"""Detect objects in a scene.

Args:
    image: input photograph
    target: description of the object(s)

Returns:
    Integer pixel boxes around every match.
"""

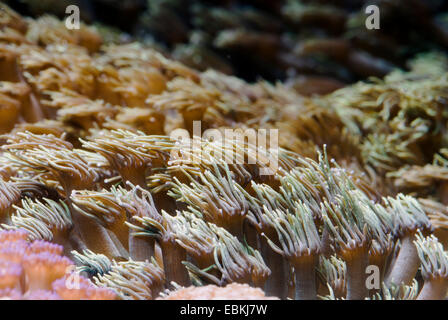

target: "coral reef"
[0,4,448,301]
[6,0,448,88]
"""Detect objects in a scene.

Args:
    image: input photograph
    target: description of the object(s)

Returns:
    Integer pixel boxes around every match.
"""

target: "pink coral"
[0,229,116,299]
[160,283,278,300]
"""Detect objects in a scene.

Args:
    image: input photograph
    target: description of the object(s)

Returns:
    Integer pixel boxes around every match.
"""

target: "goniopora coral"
[1,4,448,301]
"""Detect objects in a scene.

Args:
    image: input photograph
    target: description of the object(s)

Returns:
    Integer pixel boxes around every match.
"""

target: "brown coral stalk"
[417,278,448,300]
[129,236,154,262]
[292,255,317,300]
[260,237,288,299]
[71,211,126,260]
[385,234,419,287]
[345,246,369,300]
[160,240,191,288]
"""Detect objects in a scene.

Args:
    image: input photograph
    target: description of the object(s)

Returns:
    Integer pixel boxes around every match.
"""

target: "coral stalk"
[417,279,448,300]
[385,234,419,287]
[260,237,288,299]
[344,246,368,300]
[293,256,318,300]
[160,240,190,288]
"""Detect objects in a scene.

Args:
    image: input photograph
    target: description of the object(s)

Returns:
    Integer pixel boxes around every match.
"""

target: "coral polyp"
[1,3,448,301]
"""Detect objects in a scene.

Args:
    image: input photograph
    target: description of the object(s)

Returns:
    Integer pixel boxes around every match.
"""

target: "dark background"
[6,0,448,88]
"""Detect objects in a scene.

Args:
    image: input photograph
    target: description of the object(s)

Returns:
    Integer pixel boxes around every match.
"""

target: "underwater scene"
[0,0,448,302]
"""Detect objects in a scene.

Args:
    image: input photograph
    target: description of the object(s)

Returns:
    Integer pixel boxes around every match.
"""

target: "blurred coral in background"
[0,1,448,301]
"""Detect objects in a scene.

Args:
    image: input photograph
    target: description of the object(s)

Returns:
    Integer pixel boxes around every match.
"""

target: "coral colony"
[1,2,448,300]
